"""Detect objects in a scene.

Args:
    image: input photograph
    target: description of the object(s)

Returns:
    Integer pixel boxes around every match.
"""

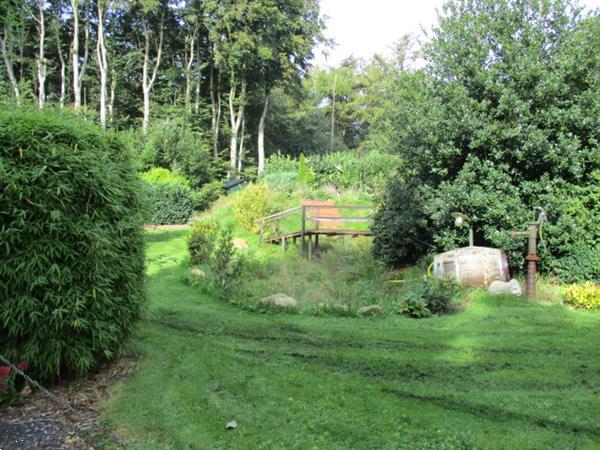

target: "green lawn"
[103,231,600,449]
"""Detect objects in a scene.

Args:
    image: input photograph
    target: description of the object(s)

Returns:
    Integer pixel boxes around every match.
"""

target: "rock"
[261,293,298,308]
[358,304,383,316]
[226,420,237,430]
[232,238,248,250]
[190,268,205,277]
[488,279,522,296]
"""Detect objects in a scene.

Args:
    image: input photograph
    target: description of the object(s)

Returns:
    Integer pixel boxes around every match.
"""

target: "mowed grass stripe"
[103,231,600,449]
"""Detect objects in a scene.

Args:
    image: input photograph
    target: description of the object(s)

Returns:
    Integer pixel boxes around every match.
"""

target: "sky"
[313,0,600,69]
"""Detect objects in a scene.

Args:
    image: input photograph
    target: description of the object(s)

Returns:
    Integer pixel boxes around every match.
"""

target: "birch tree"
[0,5,24,104]
[140,7,163,133]
[34,0,47,108]
[52,15,67,108]
[71,0,89,108]
[96,0,110,128]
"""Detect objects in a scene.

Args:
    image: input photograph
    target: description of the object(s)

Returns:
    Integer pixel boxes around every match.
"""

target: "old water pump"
[511,207,547,299]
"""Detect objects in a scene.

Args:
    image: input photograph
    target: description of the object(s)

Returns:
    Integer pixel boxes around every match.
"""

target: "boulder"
[488,279,522,296]
[232,238,249,250]
[190,268,205,277]
[261,293,298,308]
[358,304,383,316]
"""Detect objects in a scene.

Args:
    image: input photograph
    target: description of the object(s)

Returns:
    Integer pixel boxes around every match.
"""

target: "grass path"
[103,231,600,449]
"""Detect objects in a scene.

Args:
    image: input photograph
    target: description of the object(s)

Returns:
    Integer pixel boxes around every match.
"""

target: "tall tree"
[71,0,89,108]
[96,0,110,128]
[0,1,25,104]
[139,1,164,132]
[34,0,47,108]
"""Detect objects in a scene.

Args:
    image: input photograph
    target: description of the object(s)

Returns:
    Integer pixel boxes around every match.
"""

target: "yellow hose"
[427,262,434,278]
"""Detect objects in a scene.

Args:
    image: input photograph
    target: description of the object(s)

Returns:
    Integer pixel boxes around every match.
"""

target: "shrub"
[233,183,269,233]
[141,168,195,225]
[297,153,315,184]
[564,282,600,310]
[309,150,402,193]
[372,182,431,267]
[263,154,298,175]
[138,121,218,189]
[187,218,218,265]
[398,277,459,318]
[0,109,145,382]
[208,229,243,294]
[194,180,223,212]
[140,167,189,186]
[261,171,297,191]
[397,298,432,318]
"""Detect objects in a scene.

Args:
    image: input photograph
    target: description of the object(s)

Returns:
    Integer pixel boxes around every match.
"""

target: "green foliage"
[372,182,430,267]
[296,153,315,184]
[310,150,402,194]
[141,168,195,225]
[142,182,195,225]
[263,154,299,174]
[0,110,145,382]
[140,167,189,186]
[398,276,460,318]
[194,180,224,212]
[187,218,218,265]
[208,229,242,293]
[232,183,269,233]
[397,297,432,319]
[263,150,401,194]
[261,171,298,191]
[138,121,220,189]
[564,282,600,311]
[371,2,600,281]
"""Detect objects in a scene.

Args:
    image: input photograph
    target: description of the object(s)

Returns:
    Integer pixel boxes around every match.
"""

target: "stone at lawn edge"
[191,268,205,277]
[488,279,522,296]
[358,304,383,316]
[261,293,298,308]
[232,238,249,250]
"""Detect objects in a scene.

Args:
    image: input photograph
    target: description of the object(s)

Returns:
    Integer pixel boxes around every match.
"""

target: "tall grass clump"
[0,110,145,382]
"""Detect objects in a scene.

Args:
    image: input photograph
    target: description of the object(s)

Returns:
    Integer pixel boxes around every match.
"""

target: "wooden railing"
[255,204,375,257]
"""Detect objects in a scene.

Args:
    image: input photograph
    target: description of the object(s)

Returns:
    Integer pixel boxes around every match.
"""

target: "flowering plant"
[0,361,30,406]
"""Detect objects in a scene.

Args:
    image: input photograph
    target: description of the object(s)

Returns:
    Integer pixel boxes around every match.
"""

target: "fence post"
[301,205,306,258]
[259,219,264,244]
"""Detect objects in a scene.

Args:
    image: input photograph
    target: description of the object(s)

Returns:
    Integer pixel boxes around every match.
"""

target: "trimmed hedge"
[141,168,195,225]
[0,110,145,382]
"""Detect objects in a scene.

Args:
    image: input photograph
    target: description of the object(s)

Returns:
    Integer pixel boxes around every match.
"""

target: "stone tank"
[432,246,509,288]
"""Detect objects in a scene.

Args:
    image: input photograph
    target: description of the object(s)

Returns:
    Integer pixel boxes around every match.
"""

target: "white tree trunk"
[0,33,20,104]
[71,0,88,109]
[142,18,163,133]
[210,62,221,157]
[330,72,337,150]
[257,90,270,175]
[109,66,116,123]
[237,116,245,173]
[36,1,46,109]
[53,18,66,108]
[228,80,246,172]
[184,24,197,114]
[96,1,109,128]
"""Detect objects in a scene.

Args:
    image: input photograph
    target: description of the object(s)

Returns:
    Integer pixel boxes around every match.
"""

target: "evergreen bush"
[141,168,195,225]
[187,218,218,265]
[233,183,269,233]
[296,154,315,184]
[0,110,145,382]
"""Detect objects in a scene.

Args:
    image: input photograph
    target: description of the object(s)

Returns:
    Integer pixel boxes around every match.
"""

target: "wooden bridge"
[255,200,374,258]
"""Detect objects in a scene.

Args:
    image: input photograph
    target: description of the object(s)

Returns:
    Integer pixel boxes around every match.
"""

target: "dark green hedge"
[142,181,195,225]
[0,110,145,382]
